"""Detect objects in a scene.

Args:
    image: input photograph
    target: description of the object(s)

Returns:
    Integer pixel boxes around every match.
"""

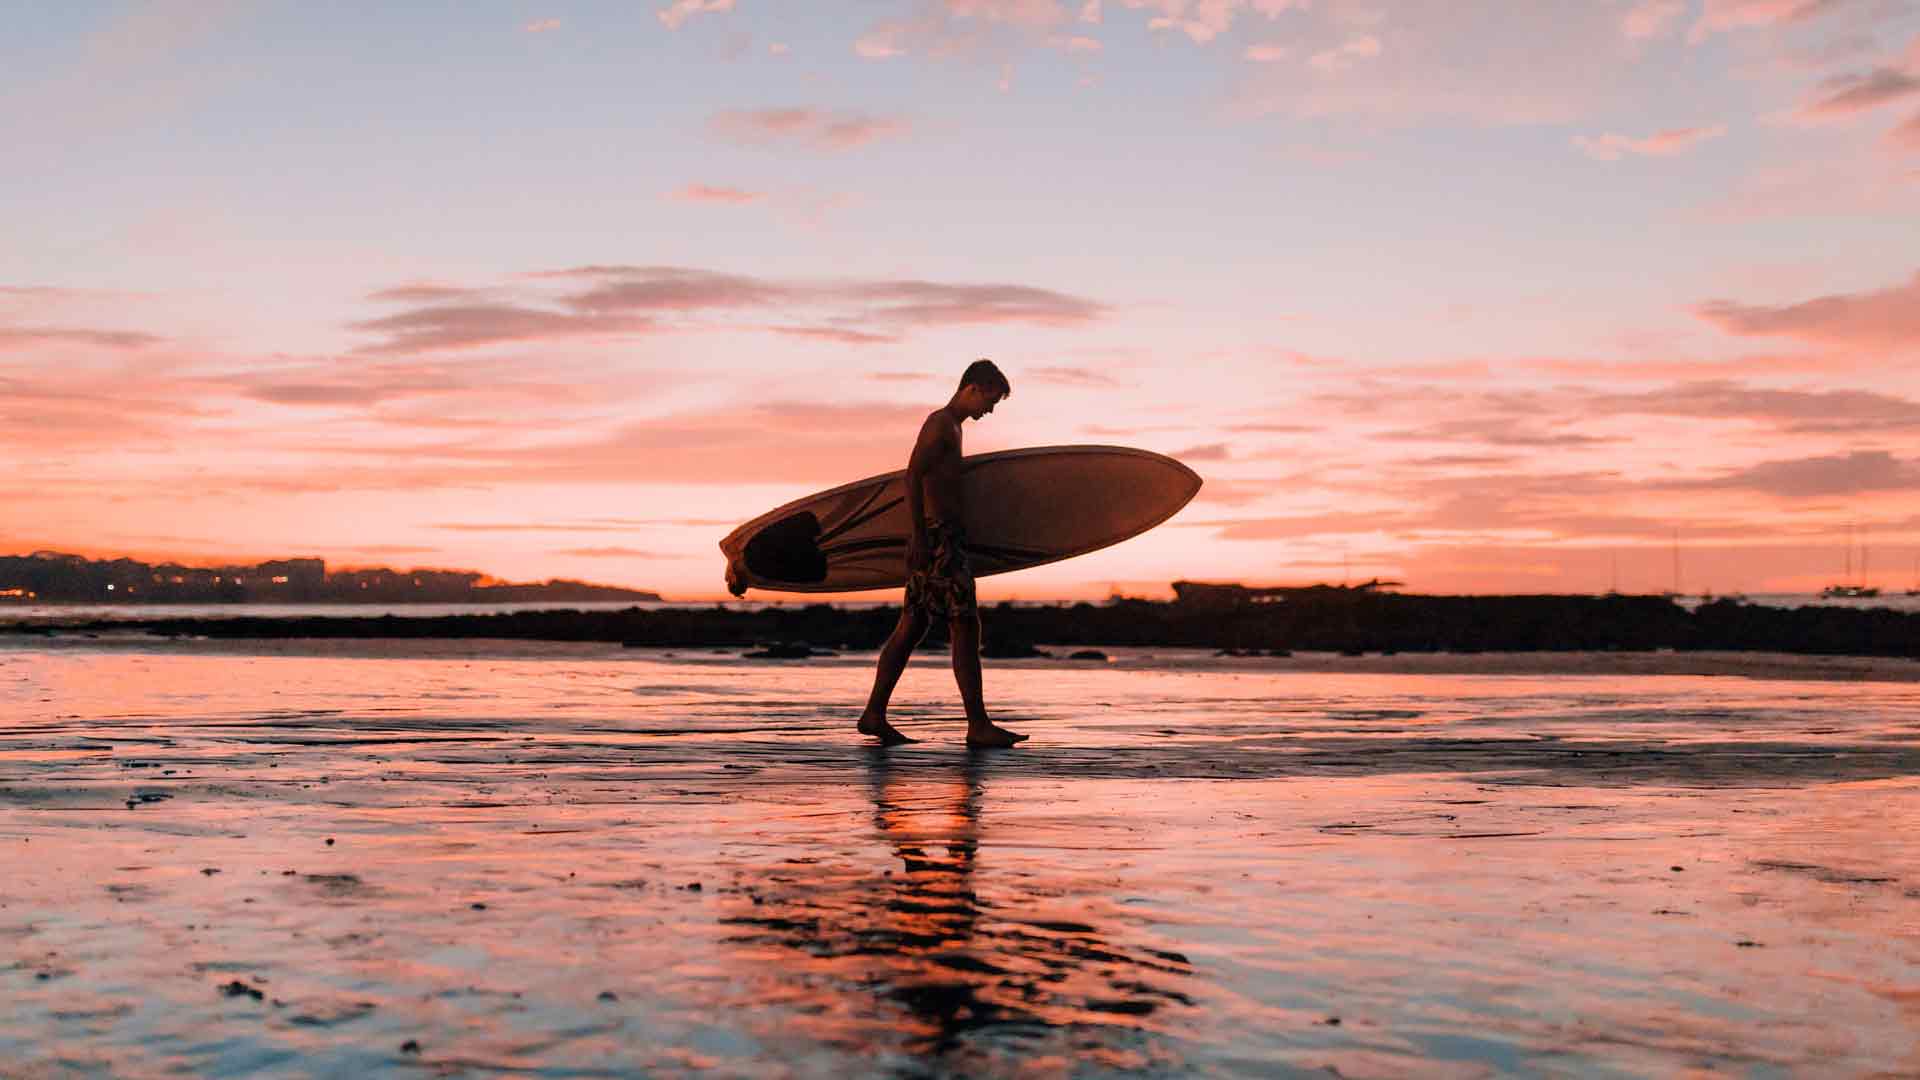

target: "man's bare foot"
[965,719,1028,748]
[857,712,918,746]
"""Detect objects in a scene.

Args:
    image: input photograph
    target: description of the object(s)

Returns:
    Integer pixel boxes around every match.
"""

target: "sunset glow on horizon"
[5,1,1919,600]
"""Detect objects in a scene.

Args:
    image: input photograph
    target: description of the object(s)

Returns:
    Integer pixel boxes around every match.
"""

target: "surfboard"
[719,445,1202,596]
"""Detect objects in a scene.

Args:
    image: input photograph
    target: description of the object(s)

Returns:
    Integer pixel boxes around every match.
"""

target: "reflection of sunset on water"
[3,642,1918,1073]
[713,757,1195,1071]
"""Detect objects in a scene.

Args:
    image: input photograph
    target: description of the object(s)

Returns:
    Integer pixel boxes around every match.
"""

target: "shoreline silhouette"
[5,588,1914,661]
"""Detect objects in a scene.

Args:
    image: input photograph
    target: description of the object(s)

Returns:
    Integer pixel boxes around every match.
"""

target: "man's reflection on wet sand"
[718,753,1195,1072]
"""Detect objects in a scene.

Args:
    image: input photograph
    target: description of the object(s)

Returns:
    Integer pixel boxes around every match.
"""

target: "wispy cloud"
[709,108,911,151]
[1621,0,1686,40]
[766,325,900,346]
[364,283,487,304]
[1688,0,1846,42]
[657,0,735,31]
[668,184,765,204]
[1665,450,1920,496]
[556,546,689,558]
[1794,67,1920,119]
[1028,365,1120,387]
[1892,108,1920,151]
[349,304,649,354]
[0,325,164,349]
[1588,380,1920,433]
[347,266,1106,354]
[1694,270,1920,349]
[523,18,562,34]
[1573,125,1728,160]
[1308,35,1381,73]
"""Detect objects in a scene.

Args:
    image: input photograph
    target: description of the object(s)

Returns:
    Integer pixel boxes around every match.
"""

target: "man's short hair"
[959,358,1011,399]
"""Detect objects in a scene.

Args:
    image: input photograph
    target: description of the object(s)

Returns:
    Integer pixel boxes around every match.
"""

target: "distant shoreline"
[6,592,1916,662]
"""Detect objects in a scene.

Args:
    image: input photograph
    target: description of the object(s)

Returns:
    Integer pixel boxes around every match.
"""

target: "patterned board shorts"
[906,521,978,619]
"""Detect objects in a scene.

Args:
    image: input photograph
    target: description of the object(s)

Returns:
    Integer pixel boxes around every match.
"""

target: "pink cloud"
[1377,417,1619,448]
[1028,365,1120,386]
[523,18,561,33]
[948,0,1074,27]
[1688,0,1843,41]
[1694,271,1920,349]
[657,0,735,31]
[1232,4,1633,125]
[669,184,764,204]
[559,267,788,313]
[1308,35,1381,73]
[1205,510,1416,541]
[1622,0,1686,40]
[844,281,1104,327]
[1668,450,1920,496]
[349,304,649,354]
[0,325,163,349]
[1892,108,1920,150]
[1573,125,1728,160]
[709,108,911,150]
[364,283,484,303]
[1588,380,1920,433]
[1795,67,1920,119]
[1244,42,1287,62]
[766,325,901,346]
[348,266,1107,354]
[1120,0,1306,44]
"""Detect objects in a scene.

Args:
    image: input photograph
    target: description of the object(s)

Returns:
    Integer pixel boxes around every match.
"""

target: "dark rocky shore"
[9,592,1917,660]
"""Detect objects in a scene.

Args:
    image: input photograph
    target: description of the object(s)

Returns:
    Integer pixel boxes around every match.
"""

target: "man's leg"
[951,614,1027,747]
[859,606,928,745]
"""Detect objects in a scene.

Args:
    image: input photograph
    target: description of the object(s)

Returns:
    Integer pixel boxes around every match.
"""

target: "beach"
[4,640,1918,1076]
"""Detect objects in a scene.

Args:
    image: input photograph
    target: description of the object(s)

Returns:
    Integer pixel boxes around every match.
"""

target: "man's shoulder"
[920,409,959,437]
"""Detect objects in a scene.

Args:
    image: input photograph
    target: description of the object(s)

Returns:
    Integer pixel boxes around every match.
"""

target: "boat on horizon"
[1819,523,1879,599]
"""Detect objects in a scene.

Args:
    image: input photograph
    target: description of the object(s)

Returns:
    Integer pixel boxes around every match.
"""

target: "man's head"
[953,358,1011,420]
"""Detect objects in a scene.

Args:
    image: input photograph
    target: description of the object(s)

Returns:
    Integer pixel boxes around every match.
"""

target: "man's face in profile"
[963,387,1005,421]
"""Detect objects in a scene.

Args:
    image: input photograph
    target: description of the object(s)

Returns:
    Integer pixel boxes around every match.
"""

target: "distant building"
[0,552,657,604]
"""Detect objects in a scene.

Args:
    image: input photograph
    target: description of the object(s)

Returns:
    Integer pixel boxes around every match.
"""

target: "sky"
[3,0,1919,600]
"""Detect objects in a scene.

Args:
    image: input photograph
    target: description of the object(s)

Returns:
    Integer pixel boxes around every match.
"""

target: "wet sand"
[3,644,1918,1076]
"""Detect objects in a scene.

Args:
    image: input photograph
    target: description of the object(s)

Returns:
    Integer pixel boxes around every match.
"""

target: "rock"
[1067,649,1108,661]
[218,980,264,1001]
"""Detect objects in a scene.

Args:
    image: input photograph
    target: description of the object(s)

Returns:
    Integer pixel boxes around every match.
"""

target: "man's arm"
[904,415,950,569]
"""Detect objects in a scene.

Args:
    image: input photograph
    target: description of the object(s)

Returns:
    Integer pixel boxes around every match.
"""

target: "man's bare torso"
[913,409,964,525]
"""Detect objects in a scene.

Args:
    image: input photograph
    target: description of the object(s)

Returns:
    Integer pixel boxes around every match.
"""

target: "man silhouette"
[857,360,1028,748]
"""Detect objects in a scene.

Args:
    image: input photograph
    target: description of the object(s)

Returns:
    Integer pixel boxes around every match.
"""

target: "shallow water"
[3,643,1918,1077]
